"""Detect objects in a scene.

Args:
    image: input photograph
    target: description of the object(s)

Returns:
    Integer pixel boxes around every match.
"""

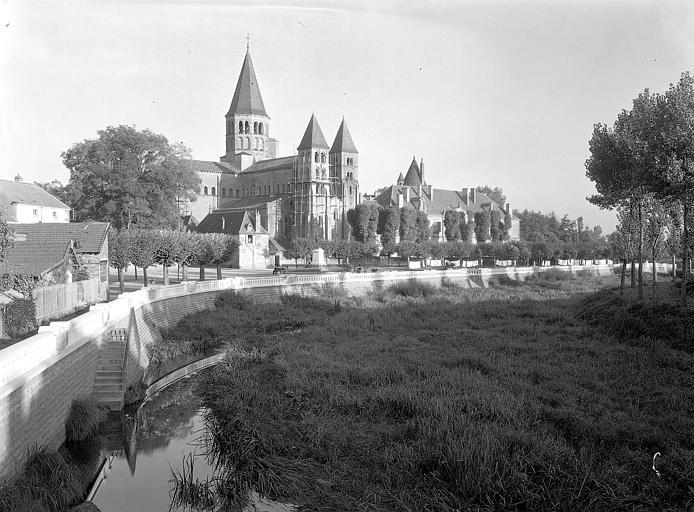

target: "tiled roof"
[226,50,268,117]
[0,241,70,276]
[196,210,267,235]
[188,160,238,174]
[218,195,282,210]
[242,156,296,174]
[297,114,329,150]
[10,222,109,253]
[0,180,70,221]
[374,186,503,216]
[402,158,423,187]
[329,119,358,154]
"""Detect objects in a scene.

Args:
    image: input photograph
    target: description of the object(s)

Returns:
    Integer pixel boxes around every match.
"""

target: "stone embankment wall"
[0,262,670,482]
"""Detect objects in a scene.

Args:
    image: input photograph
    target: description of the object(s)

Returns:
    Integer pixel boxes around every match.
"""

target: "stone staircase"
[94,329,128,410]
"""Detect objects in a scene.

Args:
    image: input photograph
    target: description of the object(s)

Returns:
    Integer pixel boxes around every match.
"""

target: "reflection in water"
[90,380,294,512]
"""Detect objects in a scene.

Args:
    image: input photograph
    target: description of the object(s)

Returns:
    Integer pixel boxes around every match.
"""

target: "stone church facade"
[183,48,359,242]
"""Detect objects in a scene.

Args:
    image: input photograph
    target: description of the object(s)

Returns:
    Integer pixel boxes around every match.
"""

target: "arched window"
[236,189,240,198]
[204,186,208,195]
[259,139,264,150]
[245,137,250,150]
[211,187,216,196]
[282,184,286,193]
[314,151,319,163]
[253,122,258,134]
[238,121,243,133]
[254,138,258,150]
[237,137,242,149]
[259,123,264,135]
[321,152,326,163]
[315,168,320,179]
[321,169,326,180]
[350,186,353,195]
[222,188,226,197]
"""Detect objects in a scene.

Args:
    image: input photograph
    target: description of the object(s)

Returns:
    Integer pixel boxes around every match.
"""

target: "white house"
[0,177,71,223]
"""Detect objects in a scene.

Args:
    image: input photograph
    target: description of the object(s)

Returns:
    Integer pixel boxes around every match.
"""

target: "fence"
[33,277,103,321]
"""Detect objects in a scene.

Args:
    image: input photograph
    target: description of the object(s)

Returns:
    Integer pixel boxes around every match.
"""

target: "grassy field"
[161,273,694,511]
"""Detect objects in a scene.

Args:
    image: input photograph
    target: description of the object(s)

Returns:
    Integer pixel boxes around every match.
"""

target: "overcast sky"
[2,1,694,231]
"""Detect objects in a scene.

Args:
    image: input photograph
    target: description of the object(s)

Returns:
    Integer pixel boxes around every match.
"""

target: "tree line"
[109,229,240,291]
[586,72,694,304]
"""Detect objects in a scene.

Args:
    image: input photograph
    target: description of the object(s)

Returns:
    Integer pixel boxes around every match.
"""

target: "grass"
[162,277,694,511]
[65,398,107,442]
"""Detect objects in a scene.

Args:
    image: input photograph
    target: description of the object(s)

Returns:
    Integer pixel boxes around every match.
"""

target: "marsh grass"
[65,398,107,442]
[167,275,694,511]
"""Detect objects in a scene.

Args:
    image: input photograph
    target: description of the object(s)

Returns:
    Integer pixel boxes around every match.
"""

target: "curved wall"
[0,262,644,483]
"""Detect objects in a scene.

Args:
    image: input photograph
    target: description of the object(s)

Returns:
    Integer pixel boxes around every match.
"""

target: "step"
[96,369,123,376]
[94,383,123,392]
[97,364,122,371]
[95,378,123,385]
[96,391,124,400]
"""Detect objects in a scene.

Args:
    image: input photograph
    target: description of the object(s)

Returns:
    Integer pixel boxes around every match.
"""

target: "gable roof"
[0,180,70,221]
[297,114,329,150]
[0,240,71,276]
[9,222,110,253]
[374,185,503,217]
[402,158,423,187]
[196,210,268,235]
[329,119,358,154]
[226,50,268,117]
[241,155,296,174]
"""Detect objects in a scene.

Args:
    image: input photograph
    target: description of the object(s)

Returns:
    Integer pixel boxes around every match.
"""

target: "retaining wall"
[0,262,668,482]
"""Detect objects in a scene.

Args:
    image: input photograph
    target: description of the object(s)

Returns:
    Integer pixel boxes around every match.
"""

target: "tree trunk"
[652,248,657,301]
[672,254,676,281]
[200,265,205,281]
[637,200,644,300]
[143,267,148,287]
[630,259,636,288]
[135,266,138,280]
[216,264,222,280]
[163,265,169,286]
[118,267,124,294]
[682,202,689,307]
[620,259,626,296]
[182,263,188,282]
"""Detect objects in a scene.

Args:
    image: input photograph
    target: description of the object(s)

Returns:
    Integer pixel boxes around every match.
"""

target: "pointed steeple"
[297,114,329,150]
[403,157,423,186]
[227,50,268,117]
[330,118,358,154]
[397,172,404,185]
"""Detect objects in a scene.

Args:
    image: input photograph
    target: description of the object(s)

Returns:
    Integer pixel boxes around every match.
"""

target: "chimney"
[405,187,410,202]
[505,202,510,215]
[14,174,22,182]
[420,158,424,184]
[461,188,468,206]
[470,188,476,204]
[255,209,262,231]
[398,192,404,208]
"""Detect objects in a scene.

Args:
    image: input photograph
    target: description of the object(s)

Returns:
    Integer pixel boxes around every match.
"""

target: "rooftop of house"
[0,240,72,276]
[0,180,70,221]
[196,210,268,235]
[9,222,110,253]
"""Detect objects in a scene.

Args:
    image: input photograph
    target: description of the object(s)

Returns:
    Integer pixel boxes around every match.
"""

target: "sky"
[2,0,694,232]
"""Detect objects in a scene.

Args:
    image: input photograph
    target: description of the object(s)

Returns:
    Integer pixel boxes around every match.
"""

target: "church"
[187,47,359,244]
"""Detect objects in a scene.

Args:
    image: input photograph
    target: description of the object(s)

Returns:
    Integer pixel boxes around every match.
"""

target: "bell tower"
[296,114,330,239]
[221,43,275,168]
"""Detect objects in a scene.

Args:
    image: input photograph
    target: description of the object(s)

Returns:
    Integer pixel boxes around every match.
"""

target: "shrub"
[389,279,437,297]
[215,291,253,311]
[124,381,148,405]
[65,398,107,442]
[2,298,37,338]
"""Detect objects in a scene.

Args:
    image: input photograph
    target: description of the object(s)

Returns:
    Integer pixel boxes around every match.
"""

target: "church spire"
[329,118,358,154]
[226,49,268,117]
[297,114,329,150]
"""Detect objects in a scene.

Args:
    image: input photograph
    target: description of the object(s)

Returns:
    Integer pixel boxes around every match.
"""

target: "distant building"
[374,157,521,242]
[196,210,271,269]
[183,48,359,242]
[0,177,70,223]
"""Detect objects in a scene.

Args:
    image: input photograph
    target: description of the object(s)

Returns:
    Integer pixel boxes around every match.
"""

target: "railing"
[33,277,103,321]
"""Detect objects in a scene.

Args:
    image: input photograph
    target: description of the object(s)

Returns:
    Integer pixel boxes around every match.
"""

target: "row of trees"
[109,229,239,291]
[586,72,694,303]
[515,210,604,243]
[281,236,613,267]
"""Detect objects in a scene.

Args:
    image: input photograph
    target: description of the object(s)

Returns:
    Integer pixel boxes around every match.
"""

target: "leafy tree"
[35,180,71,206]
[490,209,507,242]
[284,238,315,267]
[347,202,380,242]
[377,206,400,246]
[108,229,132,293]
[462,216,474,243]
[443,210,462,241]
[399,206,418,242]
[474,211,491,243]
[175,232,202,282]
[643,197,671,298]
[154,230,183,286]
[0,214,13,264]
[396,240,423,261]
[129,229,160,287]
[414,211,430,243]
[476,186,506,207]
[61,125,200,229]
[210,234,239,279]
[515,210,562,241]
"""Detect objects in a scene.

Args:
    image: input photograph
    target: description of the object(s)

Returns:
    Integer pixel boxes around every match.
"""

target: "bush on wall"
[2,298,37,338]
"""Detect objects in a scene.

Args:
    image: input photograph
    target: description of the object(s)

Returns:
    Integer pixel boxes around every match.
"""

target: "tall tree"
[0,214,13,264]
[476,186,506,207]
[347,202,380,242]
[414,211,430,243]
[61,125,200,229]
[377,206,400,246]
[108,229,132,293]
[443,210,462,241]
[399,206,418,242]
